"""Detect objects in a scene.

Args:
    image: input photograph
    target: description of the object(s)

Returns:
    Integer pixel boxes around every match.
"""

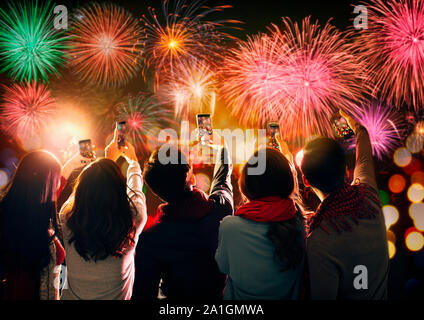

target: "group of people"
[0,111,389,300]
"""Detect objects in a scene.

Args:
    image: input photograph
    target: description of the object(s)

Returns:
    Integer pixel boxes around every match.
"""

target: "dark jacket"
[132,147,233,300]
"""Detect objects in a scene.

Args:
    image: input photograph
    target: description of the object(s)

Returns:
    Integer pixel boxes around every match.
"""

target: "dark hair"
[240,148,305,270]
[301,137,346,193]
[0,151,61,275]
[63,159,136,262]
[143,145,190,203]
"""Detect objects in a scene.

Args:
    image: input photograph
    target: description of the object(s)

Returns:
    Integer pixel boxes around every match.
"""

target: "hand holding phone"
[331,112,354,139]
[267,122,281,151]
[117,121,127,149]
[196,114,213,144]
[79,139,94,159]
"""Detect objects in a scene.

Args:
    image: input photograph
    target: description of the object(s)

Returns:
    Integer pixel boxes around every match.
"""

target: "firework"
[141,0,240,86]
[351,103,404,159]
[158,59,217,118]
[353,0,424,110]
[221,17,370,143]
[0,82,56,138]
[69,3,143,87]
[0,0,69,82]
[116,93,174,152]
[219,33,289,125]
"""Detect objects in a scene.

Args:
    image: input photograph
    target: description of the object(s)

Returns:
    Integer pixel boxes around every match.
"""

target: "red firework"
[69,3,143,87]
[0,82,56,138]
[220,17,370,143]
[353,0,424,110]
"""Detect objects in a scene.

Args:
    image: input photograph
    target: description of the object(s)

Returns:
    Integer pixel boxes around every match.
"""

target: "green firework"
[0,0,70,82]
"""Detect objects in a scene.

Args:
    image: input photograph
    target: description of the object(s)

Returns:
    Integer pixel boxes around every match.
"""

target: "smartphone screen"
[331,113,354,139]
[117,121,127,148]
[79,139,93,159]
[196,114,213,143]
[267,122,280,150]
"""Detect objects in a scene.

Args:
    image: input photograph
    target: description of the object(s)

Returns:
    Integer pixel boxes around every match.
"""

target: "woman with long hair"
[59,130,147,300]
[0,150,65,300]
[215,145,305,300]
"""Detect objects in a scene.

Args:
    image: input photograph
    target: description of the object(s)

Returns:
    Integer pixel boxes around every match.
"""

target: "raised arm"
[208,145,234,217]
[339,110,378,191]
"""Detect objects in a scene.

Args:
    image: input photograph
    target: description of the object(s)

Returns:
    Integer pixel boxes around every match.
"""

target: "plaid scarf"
[308,183,381,236]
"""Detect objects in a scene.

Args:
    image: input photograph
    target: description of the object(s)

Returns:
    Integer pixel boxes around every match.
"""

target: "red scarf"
[308,183,380,236]
[235,196,296,222]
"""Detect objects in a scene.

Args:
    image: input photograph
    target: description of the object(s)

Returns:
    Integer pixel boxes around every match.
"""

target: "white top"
[59,160,147,300]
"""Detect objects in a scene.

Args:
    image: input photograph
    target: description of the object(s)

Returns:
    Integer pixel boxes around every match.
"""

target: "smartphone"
[196,114,213,143]
[331,113,354,139]
[117,121,127,148]
[267,122,281,150]
[79,139,93,159]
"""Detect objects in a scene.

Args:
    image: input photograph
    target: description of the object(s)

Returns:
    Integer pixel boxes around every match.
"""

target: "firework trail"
[68,3,143,87]
[116,93,174,153]
[141,0,241,86]
[0,0,69,82]
[221,17,370,143]
[0,82,56,138]
[353,0,424,110]
[157,59,217,118]
[350,103,404,159]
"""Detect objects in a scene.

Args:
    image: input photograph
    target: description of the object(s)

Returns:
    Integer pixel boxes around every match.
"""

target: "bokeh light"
[388,174,407,193]
[388,240,396,259]
[409,203,424,231]
[406,133,424,153]
[411,171,424,185]
[379,190,390,206]
[407,183,424,203]
[0,169,9,189]
[394,147,412,167]
[382,205,399,230]
[405,228,424,252]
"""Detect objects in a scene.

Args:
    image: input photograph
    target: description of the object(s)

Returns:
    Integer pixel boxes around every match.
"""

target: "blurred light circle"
[406,134,424,153]
[382,205,399,230]
[379,190,390,206]
[295,149,304,168]
[195,173,211,192]
[393,147,412,167]
[402,157,421,176]
[411,171,424,185]
[388,241,396,259]
[409,203,424,231]
[388,174,406,193]
[405,229,424,252]
[387,230,396,243]
[407,183,424,203]
[0,170,9,189]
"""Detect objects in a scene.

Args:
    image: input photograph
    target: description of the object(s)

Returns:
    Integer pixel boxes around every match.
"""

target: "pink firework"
[0,82,56,138]
[219,33,289,125]
[69,3,143,87]
[354,0,424,110]
[221,17,370,143]
[350,103,404,159]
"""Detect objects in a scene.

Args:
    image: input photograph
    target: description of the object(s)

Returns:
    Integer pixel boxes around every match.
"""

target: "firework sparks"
[116,93,174,153]
[0,0,69,82]
[221,17,370,143]
[353,0,424,110]
[0,82,56,138]
[68,3,143,87]
[351,103,404,159]
[157,59,217,118]
[141,0,241,86]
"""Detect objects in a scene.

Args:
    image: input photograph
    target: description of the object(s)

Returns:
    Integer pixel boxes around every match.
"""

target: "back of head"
[240,148,295,200]
[301,137,346,193]
[64,158,135,262]
[143,145,190,203]
[0,150,61,273]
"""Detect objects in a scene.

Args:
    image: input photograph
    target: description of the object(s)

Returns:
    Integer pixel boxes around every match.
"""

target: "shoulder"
[219,215,251,232]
